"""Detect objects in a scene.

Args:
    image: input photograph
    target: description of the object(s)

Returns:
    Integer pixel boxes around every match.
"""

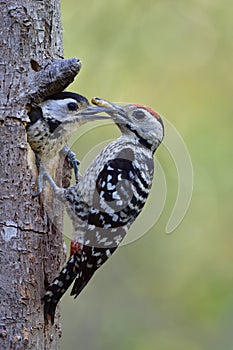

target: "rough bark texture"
[0,1,79,349]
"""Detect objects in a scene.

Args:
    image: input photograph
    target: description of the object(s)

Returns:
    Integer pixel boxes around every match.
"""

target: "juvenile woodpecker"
[42,97,164,324]
[26,91,108,195]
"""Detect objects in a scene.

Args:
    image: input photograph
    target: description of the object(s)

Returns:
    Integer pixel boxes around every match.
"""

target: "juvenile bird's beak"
[79,105,113,120]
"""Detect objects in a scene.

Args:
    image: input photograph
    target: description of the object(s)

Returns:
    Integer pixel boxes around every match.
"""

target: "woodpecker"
[26,91,108,195]
[42,97,164,324]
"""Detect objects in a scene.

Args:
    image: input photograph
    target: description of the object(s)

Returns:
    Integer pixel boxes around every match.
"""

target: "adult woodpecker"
[41,97,164,324]
[26,91,109,195]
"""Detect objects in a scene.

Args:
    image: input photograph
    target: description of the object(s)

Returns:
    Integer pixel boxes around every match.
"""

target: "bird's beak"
[91,98,128,130]
[79,105,113,120]
[91,97,125,116]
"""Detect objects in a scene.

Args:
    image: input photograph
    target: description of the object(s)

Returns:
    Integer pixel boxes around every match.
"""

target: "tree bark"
[0,1,78,349]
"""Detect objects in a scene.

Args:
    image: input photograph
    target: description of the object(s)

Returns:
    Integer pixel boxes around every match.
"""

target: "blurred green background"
[60,1,233,349]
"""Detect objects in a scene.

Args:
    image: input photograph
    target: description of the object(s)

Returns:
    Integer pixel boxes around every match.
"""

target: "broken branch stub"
[29,57,82,106]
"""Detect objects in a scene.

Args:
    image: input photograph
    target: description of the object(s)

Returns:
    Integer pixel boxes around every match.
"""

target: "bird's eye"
[132,110,145,119]
[67,102,78,111]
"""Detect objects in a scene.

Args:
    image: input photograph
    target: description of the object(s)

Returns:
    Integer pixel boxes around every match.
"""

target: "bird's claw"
[32,153,48,198]
[63,146,80,183]
[32,175,44,198]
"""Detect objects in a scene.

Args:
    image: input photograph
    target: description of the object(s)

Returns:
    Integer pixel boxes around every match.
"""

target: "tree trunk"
[0,1,76,349]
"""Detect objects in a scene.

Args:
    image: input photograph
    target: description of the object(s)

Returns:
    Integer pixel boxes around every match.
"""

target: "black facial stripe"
[126,123,152,149]
[27,106,43,128]
[47,119,62,133]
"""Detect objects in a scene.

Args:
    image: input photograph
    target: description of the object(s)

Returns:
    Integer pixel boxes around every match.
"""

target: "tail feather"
[43,299,59,325]
[43,254,80,324]
[70,270,95,299]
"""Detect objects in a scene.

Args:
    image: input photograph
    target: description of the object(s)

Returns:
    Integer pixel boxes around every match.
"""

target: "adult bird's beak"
[91,97,125,116]
[91,98,128,130]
